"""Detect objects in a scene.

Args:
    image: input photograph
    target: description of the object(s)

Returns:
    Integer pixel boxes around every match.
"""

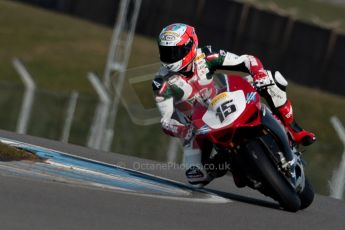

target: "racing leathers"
[152,46,316,186]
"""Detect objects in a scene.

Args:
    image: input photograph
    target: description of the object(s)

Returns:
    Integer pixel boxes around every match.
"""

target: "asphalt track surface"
[0,130,344,230]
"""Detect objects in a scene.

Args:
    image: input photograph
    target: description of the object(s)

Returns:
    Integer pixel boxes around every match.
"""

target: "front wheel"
[244,139,301,212]
[299,178,314,209]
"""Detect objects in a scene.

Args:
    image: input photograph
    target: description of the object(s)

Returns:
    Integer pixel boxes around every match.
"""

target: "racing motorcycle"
[192,74,314,212]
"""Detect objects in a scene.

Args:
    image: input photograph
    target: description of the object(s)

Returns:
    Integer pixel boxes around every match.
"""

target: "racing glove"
[245,55,274,91]
[253,70,274,91]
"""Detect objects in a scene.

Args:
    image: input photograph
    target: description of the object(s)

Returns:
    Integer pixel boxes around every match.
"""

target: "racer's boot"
[260,71,316,146]
[185,166,214,188]
[184,145,214,188]
[276,99,316,146]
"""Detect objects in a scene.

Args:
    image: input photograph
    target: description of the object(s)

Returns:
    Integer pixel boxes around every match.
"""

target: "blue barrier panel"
[324,35,345,95]
[236,8,289,69]
[137,0,201,37]
[195,0,243,49]
[136,0,161,36]
[280,21,331,86]
[15,0,119,25]
[13,0,344,95]
[72,0,118,25]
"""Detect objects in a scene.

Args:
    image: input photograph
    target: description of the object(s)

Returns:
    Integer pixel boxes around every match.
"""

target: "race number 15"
[216,100,236,122]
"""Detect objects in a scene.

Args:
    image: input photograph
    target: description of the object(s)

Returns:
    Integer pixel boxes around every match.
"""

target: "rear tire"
[245,140,301,212]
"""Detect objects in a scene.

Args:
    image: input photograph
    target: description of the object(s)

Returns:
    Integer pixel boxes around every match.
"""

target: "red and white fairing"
[192,75,261,147]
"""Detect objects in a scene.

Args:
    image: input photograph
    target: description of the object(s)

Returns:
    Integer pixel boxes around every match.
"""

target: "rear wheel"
[244,140,301,212]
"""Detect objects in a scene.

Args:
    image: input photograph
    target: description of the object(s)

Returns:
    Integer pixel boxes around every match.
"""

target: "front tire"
[299,178,314,209]
[244,140,301,212]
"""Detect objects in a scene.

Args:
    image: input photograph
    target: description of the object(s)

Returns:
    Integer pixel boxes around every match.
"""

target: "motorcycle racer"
[152,23,316,187]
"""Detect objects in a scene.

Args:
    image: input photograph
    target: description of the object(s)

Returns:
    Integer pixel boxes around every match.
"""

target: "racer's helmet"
[158,23,198,72]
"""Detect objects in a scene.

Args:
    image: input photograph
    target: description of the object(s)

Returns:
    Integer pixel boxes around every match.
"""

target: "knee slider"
[273,71,288,91]
[264,71,287,108]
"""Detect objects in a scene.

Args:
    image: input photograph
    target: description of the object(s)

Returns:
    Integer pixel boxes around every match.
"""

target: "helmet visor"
[159,39,193,63]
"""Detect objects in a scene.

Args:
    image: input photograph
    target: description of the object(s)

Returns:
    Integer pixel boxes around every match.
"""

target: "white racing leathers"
[152,46,308,186]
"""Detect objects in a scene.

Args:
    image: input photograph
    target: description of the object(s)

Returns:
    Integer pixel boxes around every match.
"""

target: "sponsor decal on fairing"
[246,92,256,104]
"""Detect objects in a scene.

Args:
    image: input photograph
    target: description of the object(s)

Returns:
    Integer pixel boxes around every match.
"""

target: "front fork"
[260,105,305,191]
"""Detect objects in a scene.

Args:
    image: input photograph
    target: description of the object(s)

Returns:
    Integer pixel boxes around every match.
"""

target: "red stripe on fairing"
[159,82,168,95]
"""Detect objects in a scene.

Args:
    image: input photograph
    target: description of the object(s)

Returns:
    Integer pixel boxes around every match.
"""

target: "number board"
[202,91,246,129]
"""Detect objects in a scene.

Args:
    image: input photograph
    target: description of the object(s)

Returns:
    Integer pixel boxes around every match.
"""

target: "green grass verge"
[0,142,43,162]
[1,0,345,195]
[0,0,159,94]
